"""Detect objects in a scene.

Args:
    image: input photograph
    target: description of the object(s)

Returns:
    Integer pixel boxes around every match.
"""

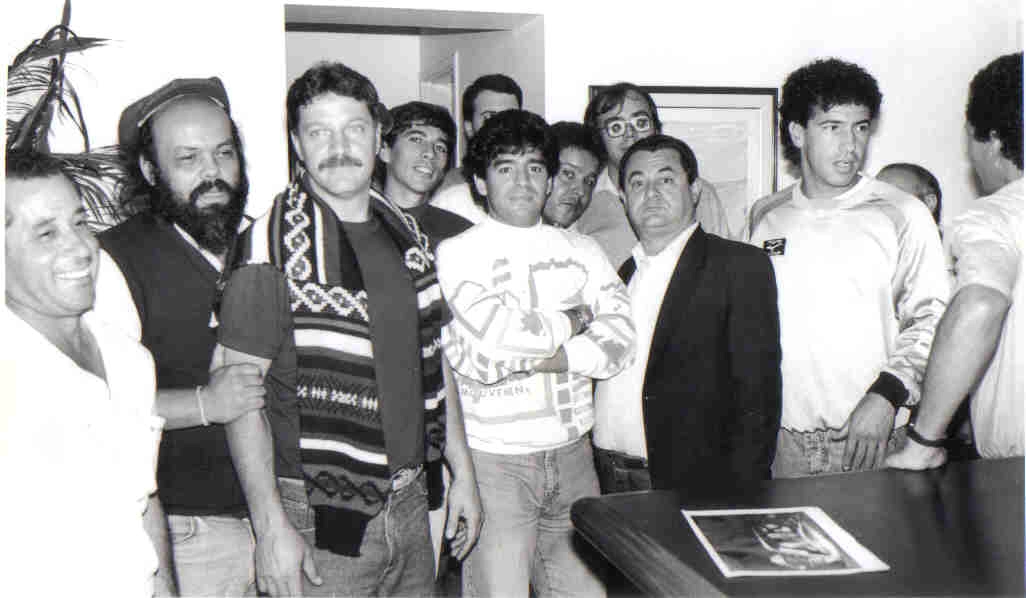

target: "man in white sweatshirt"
[435,109,635,597]
[747,58,949,477]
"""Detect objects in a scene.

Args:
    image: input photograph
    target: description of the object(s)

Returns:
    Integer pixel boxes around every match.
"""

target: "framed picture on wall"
[589,85,778,238]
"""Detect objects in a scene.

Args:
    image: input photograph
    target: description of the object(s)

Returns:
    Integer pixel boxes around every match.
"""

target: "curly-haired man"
[888,52,1024,468]
[747,58,950,478]
[435,110,635,597]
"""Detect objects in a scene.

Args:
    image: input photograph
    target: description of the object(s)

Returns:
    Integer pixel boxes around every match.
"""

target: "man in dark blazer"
[592,134,781,493]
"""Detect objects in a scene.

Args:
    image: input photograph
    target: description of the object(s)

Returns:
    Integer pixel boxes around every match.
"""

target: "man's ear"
[922,193,939,214]
[690,179,702,204]
[987,130,1005,160]
[379,144,392,164]
[463,120,474,142]
[788,121,806,151]
[139,156,157,186]
[472,174,488,197]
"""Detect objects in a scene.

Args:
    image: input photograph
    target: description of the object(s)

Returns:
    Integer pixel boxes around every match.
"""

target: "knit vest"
[99,213,247,515]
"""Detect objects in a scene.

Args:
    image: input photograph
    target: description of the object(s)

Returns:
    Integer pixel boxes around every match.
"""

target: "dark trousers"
[593,446,652,494]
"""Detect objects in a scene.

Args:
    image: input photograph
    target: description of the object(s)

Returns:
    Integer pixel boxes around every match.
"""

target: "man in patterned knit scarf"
[214,61,481,597]
[435,109,635,597]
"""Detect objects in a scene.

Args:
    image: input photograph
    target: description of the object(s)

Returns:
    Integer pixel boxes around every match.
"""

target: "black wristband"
[867,372,909,410]
[907,424,947,448]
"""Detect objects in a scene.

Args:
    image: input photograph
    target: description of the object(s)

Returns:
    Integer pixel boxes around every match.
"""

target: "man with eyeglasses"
[575,83,731,269]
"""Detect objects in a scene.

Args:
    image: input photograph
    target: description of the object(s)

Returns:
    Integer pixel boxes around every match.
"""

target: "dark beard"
[150,172,247,255]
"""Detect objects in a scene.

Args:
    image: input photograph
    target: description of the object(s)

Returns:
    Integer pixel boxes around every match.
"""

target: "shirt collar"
[632,221,699,270]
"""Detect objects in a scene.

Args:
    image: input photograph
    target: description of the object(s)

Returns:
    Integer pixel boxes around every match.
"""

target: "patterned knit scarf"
[235,176,446,555]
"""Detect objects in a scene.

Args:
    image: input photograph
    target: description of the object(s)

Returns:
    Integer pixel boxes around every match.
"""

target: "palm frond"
[7,0,106,154]
[50,146,128,231]
[8,33,108,69]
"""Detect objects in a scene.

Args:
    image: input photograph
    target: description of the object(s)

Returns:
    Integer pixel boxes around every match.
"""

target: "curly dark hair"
[286,61,391,136]
[966,52,1023,170]
[584,83,663,137]
[461,74,523,125]
[618,134,699,191]
[779,58,882,166]
[463,109,558,180]
[550,121,607,166]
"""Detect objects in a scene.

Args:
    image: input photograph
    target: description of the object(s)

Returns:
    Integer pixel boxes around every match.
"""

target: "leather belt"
[390,464,423,492]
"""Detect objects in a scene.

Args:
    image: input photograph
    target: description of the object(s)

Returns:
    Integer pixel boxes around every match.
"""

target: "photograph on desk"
[682,507,890,578]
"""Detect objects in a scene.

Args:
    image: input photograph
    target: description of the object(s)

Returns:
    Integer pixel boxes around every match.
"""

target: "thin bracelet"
[907,424,946,448]
[196,385,210,427]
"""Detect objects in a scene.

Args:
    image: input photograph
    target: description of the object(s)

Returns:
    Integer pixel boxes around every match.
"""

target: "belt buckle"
[390,464,422,492]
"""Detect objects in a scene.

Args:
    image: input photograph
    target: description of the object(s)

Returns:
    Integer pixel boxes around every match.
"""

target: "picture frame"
[589,85,778,237]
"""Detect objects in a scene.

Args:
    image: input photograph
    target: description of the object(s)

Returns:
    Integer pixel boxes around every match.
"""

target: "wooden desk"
[572,457,1024,596]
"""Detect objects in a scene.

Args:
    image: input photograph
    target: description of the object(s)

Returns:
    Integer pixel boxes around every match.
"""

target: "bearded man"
[93,77,291,596]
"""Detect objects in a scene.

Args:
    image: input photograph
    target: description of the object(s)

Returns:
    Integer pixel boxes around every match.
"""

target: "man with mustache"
[214,62,481,596]
[94,77,277,595]
[541,121,606,230]
[747,58,949,477]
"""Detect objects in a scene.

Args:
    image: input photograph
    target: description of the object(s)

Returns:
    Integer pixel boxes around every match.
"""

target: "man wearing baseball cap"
[93,76,309,596]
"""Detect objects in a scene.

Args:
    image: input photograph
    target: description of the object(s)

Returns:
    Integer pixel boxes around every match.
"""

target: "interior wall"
[285,31,421,110]
[5,0,290,218]
[533,0,1020,223]
[420,19,545,156]
[5,0,1021,226]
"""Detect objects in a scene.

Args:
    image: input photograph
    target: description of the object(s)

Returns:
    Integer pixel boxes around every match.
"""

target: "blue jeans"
[463,436,606,598]
[168,514,256,597]
[299,472,434,597]
[772,426,908,478]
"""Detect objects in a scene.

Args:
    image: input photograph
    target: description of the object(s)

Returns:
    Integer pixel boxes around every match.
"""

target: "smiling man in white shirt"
[4,151,170,596]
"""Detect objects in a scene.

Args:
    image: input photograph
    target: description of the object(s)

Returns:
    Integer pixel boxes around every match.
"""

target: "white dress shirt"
[593,221,699,458]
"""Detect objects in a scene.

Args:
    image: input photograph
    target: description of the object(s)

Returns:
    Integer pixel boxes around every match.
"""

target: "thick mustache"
[190,179,235,205]
[318,154,363,170]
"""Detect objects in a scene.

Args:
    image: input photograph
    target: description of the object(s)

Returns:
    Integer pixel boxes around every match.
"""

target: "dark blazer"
[620,226,781,491]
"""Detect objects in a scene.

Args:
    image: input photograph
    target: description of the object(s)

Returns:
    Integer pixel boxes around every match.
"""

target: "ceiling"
[284,4,538,35]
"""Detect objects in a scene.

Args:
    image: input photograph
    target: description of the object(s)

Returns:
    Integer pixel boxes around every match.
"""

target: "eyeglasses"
[603,114,654,138]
